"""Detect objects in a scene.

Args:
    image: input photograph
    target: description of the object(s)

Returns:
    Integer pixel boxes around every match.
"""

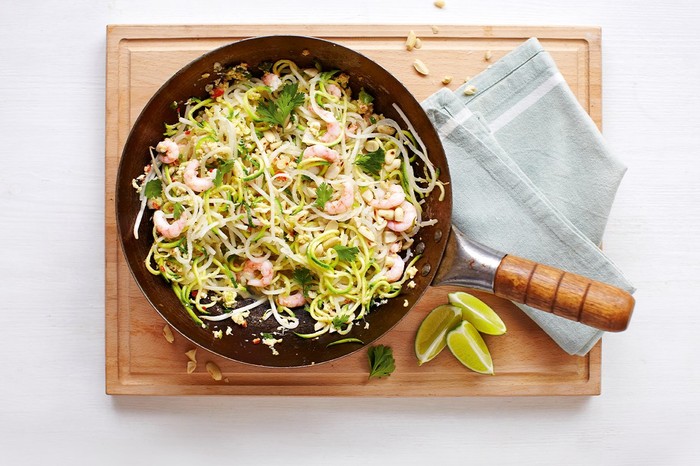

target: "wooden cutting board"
[105,24,602,396]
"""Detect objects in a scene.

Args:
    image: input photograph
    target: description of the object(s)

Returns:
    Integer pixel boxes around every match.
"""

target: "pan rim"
[114,34,452,368]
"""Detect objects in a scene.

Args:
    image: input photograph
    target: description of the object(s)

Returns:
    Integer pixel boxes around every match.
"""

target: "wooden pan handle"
[493,255,634,332]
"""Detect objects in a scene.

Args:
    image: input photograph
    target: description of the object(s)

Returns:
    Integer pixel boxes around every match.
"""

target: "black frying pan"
[116,36,633,368]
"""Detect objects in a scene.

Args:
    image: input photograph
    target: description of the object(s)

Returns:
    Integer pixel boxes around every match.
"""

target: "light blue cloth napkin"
[421,38,635,356]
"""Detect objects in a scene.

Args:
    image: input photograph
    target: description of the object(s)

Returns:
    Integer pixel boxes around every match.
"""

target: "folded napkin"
[421,38,635,356]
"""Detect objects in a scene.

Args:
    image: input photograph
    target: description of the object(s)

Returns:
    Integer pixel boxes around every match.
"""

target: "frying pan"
[116,36,634,368]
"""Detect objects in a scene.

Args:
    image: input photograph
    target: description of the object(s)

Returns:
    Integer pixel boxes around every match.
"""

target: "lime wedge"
[446,320,494,375]
[414,304,462,365]
[448,291,506,335]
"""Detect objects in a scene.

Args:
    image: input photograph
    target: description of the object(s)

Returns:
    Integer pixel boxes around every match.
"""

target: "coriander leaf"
[358,87,374,104]
[331,314,350,330]
[355,147,385,177]
[368,345,396,379]
[173,202,184,220]
[333,245,359,262]
[292,267,313,297]
[213,159,236,187]
[257,81,305,127]
[315,182,333,210]
[258,61,273,73]
[261,332,275,340]
[144,179,162,199]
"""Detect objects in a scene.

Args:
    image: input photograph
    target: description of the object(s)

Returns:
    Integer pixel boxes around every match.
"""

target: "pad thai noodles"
[132,59,444,341]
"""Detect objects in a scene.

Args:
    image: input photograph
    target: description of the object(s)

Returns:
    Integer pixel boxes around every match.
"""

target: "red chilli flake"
[252,338,261,345]
[210,87,225,98]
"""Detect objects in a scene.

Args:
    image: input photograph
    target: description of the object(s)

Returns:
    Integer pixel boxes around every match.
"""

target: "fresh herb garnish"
[333,245,359,262]
[213,159,235,187]
[358,87,374,104]
[261,332,275,340]
[368,345,396,379]
[144,179,162,199]
[292,267,314,297]
[173,202,184,220]
[331,314,350,330]
[315,182,333,209]
[257,81,305,127]
[355,147,385,177]
[258,61,273,73]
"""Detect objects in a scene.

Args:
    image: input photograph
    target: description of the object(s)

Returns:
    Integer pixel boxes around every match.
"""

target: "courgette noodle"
[132,59,443,342]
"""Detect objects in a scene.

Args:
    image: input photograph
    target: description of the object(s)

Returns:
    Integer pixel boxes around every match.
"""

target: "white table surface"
[2,0,699,464]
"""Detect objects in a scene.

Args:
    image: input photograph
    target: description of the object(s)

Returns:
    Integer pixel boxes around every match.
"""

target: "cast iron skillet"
[117,36,635,368]
[116,36,453,367]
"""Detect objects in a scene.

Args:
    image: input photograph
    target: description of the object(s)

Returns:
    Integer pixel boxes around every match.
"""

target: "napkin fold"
[421,38,634,356]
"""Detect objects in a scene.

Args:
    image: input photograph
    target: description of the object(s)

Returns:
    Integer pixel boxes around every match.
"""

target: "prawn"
[240,259,274,287]
[153,210,188,239]
[156,138,179,164]
[370,184,406,209]
[324,181,355,215]
[319,121,341,143]
[386,201,417,232]
[183,160,214,193]
[312,105,342,144]
[384,254,405,283]
[326,84,342,98]
[303,144,340,163]
[277,292,306,308]
[262,72,282,91]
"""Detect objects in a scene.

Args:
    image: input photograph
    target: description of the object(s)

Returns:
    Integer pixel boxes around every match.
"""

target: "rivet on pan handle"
[432,226,634,332]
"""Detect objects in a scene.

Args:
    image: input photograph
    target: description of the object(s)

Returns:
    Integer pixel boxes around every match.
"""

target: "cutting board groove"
[105,24,602,396]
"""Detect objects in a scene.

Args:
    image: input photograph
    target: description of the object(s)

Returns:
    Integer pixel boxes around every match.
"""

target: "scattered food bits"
[406,30,417,51]
[414,38,423,49]
[442,75,453,85]
[413,59,430,76]
[213,329,223,339]
[252,338,261,344]
[225,326,233,336]
[301,49,310,56]
[162,325,175,343]
[484,50,493,61]
[186,361,196,374]
[431,25,440,34]
[463,85,478,96]
[464,76,472,83]
[205,361,222,381]
[434,0,445,8]
[403,299,410,307]
[185,348,197,363]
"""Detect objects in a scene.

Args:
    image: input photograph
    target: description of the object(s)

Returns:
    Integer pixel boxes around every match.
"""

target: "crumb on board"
[205,361,222,381]
[162,325,174,343]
